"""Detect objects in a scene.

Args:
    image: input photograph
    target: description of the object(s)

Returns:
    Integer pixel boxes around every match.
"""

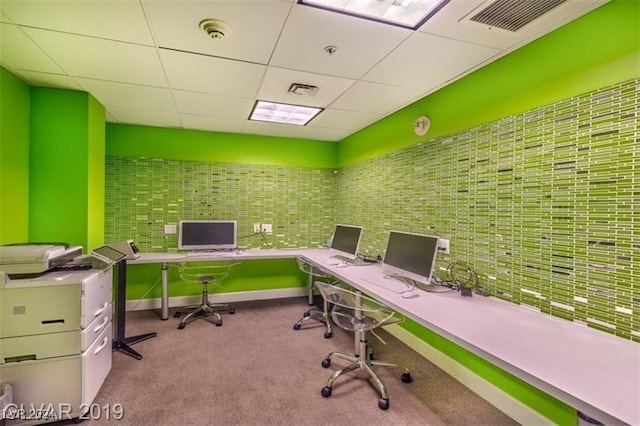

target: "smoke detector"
[199,19,231,40]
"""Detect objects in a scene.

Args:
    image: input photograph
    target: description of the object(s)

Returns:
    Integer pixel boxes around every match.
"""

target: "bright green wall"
[337,0,640,166]
[29,88,105,250]
[0,67,30,244]
[106,123,338,169]
[87,96,106,250]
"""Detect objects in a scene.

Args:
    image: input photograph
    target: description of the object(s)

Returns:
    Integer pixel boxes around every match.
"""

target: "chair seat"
[314,281,411,410]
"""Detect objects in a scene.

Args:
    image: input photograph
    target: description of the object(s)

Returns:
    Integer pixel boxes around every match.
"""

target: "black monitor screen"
[178,220,237,250]
[331,224,362,257]
[383,231,439,285]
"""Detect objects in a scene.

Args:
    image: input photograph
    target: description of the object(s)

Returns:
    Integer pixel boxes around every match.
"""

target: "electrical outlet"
[438,238,450,254]
[164,224,177,234]
[261,224,272,234]
[253,223,261,233]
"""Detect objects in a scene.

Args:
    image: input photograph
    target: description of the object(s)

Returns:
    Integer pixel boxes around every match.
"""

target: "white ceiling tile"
[160,49,266,98]
[143,0,292,64]
[309,108,381,130]
[0,23,65,74]
[296,125,350,141]
[271,5,411,79]
[256,67,355,107]
[23,28,168,86]
[173,90,254,119]
[76,79,176,111]
[180,114,246,134]
[17,71,83,90]
[363,32,500,91]
[0,0,154,44]
[242,120,304,138]
[331,81,424,114]
[107,107,182,128]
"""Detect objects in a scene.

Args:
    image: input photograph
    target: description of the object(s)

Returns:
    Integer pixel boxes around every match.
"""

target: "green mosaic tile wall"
[105,158,337,252]
[336,78,639,341]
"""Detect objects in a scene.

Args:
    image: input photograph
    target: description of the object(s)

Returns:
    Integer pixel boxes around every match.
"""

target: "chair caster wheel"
[321,358,331,368]
[303,311,311,317]
[324,331,332,338]
[378,398,390,410]
[293,324,301,330]
[401,372,412,383]
[173,311,181,318]
[321,386,332,398]
[215,320,223,327]
[177,323,185,330]
[229,307,236,314]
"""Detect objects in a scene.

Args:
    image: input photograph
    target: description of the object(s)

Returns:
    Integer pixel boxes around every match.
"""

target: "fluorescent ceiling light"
[249,101,323,126]
[298,0,450,29]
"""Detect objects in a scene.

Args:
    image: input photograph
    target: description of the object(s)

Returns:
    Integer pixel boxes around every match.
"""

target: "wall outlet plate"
[438,238,450,254]
[253,223,261,233]
[164,224,177,234]
[261,224,272,234]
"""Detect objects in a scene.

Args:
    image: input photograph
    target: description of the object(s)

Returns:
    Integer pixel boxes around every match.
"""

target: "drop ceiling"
[0,0,609,142]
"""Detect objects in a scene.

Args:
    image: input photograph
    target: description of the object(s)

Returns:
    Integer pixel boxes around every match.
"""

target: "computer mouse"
[401,292,419,299]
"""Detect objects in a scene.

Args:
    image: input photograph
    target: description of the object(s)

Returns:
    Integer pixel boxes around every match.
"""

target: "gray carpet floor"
[72,297,519,425]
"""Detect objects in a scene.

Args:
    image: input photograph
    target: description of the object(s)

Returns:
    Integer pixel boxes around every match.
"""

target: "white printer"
[0,245,112,425]
[0,244,82,276]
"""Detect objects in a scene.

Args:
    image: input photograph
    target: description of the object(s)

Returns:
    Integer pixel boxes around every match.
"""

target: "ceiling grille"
[469,0,568,32]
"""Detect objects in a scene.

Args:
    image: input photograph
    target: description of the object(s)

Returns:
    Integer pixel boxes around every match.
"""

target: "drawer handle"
[93,301,109,317]
[93,336,110,355]
[93,315,109,333]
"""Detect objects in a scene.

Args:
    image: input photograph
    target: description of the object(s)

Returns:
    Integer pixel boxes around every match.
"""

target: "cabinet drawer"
[81,323,112,406]
[80,268,113,329]
[80,306,112,352]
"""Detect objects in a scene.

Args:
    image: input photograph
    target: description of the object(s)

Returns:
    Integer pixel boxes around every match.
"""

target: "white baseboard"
[384,323,553,426]
[125,287,307,312]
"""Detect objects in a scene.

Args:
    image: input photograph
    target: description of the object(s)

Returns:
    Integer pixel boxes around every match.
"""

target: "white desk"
[131,248,640,425]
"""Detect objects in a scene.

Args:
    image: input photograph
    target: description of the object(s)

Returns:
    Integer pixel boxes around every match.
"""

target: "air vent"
[288,83,319,96]
[469,0,567,32]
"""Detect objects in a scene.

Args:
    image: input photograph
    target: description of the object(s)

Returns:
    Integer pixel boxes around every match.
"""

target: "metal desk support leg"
[161,262,169,320]
[112,260,158,360]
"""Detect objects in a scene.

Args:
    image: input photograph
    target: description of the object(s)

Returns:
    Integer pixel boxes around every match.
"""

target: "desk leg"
[161,263,169,320]
[113,260,157,360]
[307,272,314,305]
[355,291,363,358]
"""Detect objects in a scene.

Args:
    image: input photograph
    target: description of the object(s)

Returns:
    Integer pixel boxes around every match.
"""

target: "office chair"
[315,281,412,410]
[172,260,239,329]
[292,258,338,338]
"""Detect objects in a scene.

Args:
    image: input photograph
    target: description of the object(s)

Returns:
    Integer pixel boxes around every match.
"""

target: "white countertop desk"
[131,248,639,425]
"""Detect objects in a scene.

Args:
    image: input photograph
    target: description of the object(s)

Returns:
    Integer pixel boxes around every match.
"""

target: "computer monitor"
[330,224,363,259]
[382,230,439,287]
[178,220,237,250]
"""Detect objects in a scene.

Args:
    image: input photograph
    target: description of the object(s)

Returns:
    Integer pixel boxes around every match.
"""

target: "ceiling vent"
[288,83,319,96]
[468,0,567,32]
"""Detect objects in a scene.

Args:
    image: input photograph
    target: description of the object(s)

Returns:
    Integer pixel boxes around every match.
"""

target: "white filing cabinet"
[0,267,113,425]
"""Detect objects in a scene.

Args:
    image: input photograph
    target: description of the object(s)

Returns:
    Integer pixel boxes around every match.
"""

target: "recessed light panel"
[298,0,450,30]
[249,100,323,125]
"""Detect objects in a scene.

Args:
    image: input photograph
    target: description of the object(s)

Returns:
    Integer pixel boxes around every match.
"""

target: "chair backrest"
[173,260,239,286]
[296,258,334,279]
[314,281,402,333]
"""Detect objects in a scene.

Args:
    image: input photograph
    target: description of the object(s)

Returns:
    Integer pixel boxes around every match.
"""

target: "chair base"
[175,302,235,329]
[320,348,411,410]
[292,307,333,338]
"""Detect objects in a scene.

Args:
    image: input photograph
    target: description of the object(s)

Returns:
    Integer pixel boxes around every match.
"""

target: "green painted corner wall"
[0,67,30,244]
[337,0,640,167]
[106,123,338,169]
[29,87,105,250]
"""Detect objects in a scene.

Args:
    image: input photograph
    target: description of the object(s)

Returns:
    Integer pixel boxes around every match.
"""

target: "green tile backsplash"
[105,159,337,252]
[335,78,639,341]
[105,78,638,341]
